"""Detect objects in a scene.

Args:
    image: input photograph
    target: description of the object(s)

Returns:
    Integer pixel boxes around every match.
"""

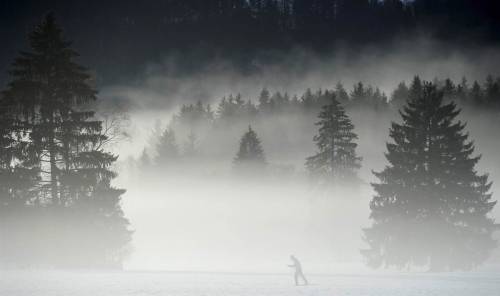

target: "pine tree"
[456,77,469,104]
[390,82,410,110]
[244,100,258,120]
[408,75,423,101]
[233,126,266,172]
[335,82,350,105]
[3,13,98,205]
[2,14,131,268]
[350,82,367,107]
[306,94,361,183]
[183,131,198,157]
[155,127,179,165]
[371,87,389,110]
[258,88,272,113]
[484,75,500,107]
[470,81,484,106]
[363,82,497,271]
[301,88,315,110]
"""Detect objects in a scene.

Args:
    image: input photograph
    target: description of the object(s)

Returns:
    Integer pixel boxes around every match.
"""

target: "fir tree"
[335,82,350,105]
[306,94,361,183]
[1,14,131,268]
[390,82,410,110]
[484,75,500,107]
[244,100,259,120]
[233,126,266,172]
[363,82,497,271]
[183,131,198,157]
[470,81,484,106]
[456,77,469,103]
[258,88,272,113]
[371,87,389,110]
[3,13,98,205]
[301,88,315,110]
[155,127,179,165]
[350,82,367,106]
[408,76,423,101]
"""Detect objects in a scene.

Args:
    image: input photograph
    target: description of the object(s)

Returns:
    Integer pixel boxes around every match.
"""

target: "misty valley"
[2,2,500,296]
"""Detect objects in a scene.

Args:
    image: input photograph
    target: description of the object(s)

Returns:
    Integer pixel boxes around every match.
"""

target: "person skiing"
[288,255,308,286]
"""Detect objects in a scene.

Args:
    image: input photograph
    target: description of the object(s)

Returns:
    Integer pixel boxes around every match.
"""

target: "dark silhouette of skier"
[288,255,308,286]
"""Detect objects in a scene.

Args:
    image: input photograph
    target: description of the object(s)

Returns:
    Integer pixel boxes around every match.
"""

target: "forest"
[1,0,500,85]
[1,13,499,273]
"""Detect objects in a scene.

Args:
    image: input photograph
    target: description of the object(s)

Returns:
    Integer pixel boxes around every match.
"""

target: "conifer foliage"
[155,127,179,166]
[306,95,361,183]
[0,14,131,268]
[233,126,266,172]
[363,82,497,271]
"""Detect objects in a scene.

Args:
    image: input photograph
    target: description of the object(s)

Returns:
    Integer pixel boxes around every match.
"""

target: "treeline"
[142,74,500,172]
[2,14,498,271]
[143,79,498,271]
[0,15,131,268]
[7,0,499,47]
[3,1,500,85]
[156,0,500,45]
[178,75,500,125]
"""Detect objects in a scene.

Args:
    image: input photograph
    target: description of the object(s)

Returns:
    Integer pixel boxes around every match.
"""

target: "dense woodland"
[1,13,499,270]
[4,0,499,47]
[137,74,499,270]
[144,74,500,171]
[2,0,500,85]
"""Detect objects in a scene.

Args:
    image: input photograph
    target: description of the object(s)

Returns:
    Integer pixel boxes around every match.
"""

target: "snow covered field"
[1,271,499,296]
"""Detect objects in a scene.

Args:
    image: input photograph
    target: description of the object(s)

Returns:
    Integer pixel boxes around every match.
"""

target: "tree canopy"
[363,82,497,271]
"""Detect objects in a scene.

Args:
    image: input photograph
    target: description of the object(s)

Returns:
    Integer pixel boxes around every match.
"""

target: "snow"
[1,271,499,296]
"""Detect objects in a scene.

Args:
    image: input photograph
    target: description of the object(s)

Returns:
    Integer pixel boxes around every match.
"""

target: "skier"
[288,255,308,286]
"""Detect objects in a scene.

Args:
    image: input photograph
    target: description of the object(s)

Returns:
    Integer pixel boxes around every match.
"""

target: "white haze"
[99,38,500,273]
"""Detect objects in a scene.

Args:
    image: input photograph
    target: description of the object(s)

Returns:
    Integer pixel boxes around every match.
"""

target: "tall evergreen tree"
[306,94,361,183]
[233,125,266,172]
[1,14,131,268]
[3,13,98,205]
[363,82,497,271]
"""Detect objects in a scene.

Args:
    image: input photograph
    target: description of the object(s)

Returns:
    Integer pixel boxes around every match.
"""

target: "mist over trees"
[133,75,500,270]
[2,10,500,273]
[363,82,497,271]
[0,15,131,268]
[2,0,500,85]
[155,128,180,166]
[139,74,500,174]
[306,95,361,184]
[233,126,267,173]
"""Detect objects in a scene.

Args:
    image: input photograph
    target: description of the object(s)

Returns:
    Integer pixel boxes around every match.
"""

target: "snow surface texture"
[1,271,499,296]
